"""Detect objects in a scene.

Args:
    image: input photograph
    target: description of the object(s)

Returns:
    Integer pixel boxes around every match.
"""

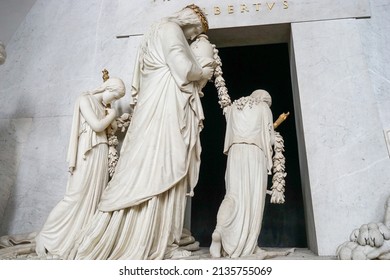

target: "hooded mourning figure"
[210,89,276,258]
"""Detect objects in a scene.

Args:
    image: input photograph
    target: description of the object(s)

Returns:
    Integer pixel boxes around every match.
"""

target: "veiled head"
[168,4,209,40]
[250,89,272,107]
[184,4,209,33]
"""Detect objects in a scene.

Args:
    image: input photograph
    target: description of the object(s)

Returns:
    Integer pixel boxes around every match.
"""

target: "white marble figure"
[66,4,213,260]
[34,78,126,259]
[337,195,390,260]
[0,41,6,65]
[209,90,290,258]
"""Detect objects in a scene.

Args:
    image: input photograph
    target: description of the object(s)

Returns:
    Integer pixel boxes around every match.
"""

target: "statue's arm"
[273,112,290,129]
[161,22,202,87]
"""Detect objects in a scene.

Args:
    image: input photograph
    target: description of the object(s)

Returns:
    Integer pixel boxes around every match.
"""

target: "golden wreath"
[185,4,209,33]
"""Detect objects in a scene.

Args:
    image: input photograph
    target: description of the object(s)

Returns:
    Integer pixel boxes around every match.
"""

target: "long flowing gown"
[215,100,274,258]
[35,94,108,258]
[69,20,204,260]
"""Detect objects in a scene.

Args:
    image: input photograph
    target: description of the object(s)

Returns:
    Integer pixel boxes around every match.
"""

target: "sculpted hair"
[105,78,126,97]
[167,7,203,30]
[90,77,126,97]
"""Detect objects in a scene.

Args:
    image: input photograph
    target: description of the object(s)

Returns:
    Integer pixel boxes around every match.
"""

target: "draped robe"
[35,94,108,258]
[215,100,275,258]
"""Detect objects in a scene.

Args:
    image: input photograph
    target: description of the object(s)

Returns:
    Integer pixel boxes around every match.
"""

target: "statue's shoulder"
[78,93,90,102]
[78,93,93,108]
[159,21,181,34]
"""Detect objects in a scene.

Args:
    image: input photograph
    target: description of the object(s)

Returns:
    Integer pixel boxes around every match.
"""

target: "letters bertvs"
[209,1,289,15]
[153,1,289,16]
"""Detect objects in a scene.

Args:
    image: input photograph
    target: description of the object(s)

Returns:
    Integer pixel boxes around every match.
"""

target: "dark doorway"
[191,43,307,248]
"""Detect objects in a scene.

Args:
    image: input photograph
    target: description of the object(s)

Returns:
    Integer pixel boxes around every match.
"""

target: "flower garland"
[212,48,231,110]
[232,96,266,110]
[107,113,132,178]
[269,131,286,204]
[107,134,119,178]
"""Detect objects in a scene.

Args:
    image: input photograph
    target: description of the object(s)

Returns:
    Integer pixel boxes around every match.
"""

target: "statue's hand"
[279,112,290,121]
[223,107,229,115]
[270,189,285,204]
[107,119,118,135]
[201,66,214,81]
[106,107,116,117]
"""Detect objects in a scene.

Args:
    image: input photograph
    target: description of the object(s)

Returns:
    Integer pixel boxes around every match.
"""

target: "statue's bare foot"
[254,246,266,254]
[253,246,268,259]
[254,247,295,259]
[210,231,222,258]
[169,248,191,259]
[287,248,295,255]
[180,241,200,252]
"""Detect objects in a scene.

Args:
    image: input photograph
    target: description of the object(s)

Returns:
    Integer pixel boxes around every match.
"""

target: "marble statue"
[208,44,291,258]
[337,195,390,259]
[66,4,213,260]
[209,90,291,258]
[34,77,126,259]
[0,41,6,65]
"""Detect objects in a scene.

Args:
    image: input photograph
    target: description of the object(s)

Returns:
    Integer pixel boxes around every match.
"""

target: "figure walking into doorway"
[209,89,291,258]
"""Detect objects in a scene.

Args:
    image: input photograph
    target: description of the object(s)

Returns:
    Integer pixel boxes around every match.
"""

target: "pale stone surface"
[358,0,390,139]
[0,246,332,260]
[0,118,32,225]
[290,17,390,255]
[1,117,71,235]
[190,247,334,260]
[115,0,370,36]
[0,0,37,45]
